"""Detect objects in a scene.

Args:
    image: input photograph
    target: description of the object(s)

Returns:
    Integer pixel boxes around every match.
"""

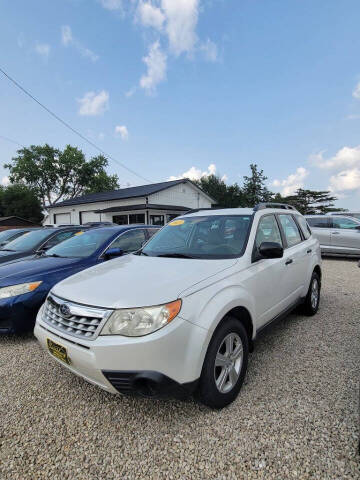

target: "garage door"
[79,211,101,224]
[54,213,71,225]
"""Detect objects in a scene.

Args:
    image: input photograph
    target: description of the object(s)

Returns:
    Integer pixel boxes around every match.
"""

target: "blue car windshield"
[2,230,52,251]
[46,229,118,258]
[142,215,252,259]
[0,229,25,243]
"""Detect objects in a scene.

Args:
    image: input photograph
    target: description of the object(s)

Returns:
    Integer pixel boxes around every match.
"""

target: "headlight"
[0,281,42,299]
[100,299,182,337]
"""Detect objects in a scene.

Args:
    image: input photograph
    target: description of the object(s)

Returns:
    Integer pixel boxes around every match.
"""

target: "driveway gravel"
[0,258,359,479]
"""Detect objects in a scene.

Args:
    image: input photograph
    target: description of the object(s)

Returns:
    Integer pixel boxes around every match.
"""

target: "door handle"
[332,232,340,234]
[306,249,312,254]
[285,259,293,265]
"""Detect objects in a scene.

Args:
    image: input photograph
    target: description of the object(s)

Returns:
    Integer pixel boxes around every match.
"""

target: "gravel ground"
[0,258,359,480]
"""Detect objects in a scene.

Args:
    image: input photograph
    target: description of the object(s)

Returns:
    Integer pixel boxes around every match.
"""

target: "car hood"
[52,254,237,309]
[0,256,84,286]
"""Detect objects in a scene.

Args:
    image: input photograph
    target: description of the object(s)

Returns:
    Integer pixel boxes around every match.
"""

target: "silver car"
[328,211,360,221]
[306,215,360,256]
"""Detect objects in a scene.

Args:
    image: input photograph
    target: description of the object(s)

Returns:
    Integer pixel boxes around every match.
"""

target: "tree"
[278,188,344,215]
[242,164,273,207]
[195,175,245,208]
[5,144,119,207]
[0,184,43,223]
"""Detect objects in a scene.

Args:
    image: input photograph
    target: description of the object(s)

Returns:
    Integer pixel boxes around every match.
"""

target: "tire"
[196,316,249,409]
[301,271,321,316]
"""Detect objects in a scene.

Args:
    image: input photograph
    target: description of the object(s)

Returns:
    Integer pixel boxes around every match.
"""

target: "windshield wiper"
[44,253,63,258]
[135,250,148,256]
[0,248,15,252]
[156,253,195,259]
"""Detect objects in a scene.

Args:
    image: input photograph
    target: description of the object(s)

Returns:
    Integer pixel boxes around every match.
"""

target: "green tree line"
[2,145,344,222]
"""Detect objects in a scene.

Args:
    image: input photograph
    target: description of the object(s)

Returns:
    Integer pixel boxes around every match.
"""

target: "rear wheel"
[301,271,320,316]
[196,317,249,409]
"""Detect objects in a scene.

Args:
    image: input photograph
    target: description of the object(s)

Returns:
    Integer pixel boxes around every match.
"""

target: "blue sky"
[1,0,360,208]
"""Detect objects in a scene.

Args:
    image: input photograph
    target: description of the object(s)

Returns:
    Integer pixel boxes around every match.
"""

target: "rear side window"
[296,216,311,239]
[278,215,302,247]
[306,217,330,228]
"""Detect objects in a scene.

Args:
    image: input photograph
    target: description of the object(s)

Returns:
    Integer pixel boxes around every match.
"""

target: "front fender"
[180,282,255,335]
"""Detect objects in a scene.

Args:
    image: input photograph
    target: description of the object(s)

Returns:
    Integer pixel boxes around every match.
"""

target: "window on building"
[113,215,128,225]
[129,214,145,224]
[150,215,164,226]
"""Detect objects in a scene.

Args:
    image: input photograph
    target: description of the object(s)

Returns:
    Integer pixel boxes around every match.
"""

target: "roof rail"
[253,203,297,212]
[183,207,220,215]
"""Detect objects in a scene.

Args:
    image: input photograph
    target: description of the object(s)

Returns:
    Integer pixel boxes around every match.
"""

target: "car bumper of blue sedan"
[0,291,47,334]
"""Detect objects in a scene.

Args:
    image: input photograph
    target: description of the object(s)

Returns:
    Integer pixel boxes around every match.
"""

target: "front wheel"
[196,317,249,409]
[301,271,321,316]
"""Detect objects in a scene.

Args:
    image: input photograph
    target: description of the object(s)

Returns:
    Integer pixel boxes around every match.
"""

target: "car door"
[249,214,288,328]
[306,217,331,252]
[277,214,306,302]
[330,216,360,254]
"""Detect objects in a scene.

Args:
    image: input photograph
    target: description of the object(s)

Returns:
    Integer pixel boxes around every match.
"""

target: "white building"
[45,179,215,226]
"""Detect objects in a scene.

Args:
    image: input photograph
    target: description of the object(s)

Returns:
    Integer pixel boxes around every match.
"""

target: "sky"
[1,0,360,209]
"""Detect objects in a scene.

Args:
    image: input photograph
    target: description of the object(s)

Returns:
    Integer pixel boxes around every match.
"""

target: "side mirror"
[356,225,360,231]
[104,247,124,260]
[259,242,284,259]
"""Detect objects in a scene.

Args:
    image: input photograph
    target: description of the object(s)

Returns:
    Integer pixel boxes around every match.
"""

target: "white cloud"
[99,0,123,10]
[98,132,105,140]
[61,25,99,62]
[312,146,360,170]
[35,43,50,58]
[125,86,137,97]
[1,176,10,186]
[200,38,218,62]
[137,1,165,30]
[17,33,25,48]
[161,0,199,56]
[353,81,360,99]
[329,168,360,193]
[78,90,109,116]
[115,125,129,140]
[347,114,360,120]
[272,167,308,196]
[140,41,167,93]
[169,163,221,181]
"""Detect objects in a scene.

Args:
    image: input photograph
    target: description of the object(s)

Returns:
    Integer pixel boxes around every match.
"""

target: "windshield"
[2,230,51,251]
[0,229,25,243]
[142,215,252,259]
[46,229,118,258]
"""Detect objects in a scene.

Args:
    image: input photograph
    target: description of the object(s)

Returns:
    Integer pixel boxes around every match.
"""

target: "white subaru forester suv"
[35,204,321,409]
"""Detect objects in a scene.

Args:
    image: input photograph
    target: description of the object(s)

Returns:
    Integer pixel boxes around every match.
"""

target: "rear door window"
[306,217,330,228]
[278,215,302,247]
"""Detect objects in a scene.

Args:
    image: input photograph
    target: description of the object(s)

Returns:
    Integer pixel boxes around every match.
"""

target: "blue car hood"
[0,256,85,286]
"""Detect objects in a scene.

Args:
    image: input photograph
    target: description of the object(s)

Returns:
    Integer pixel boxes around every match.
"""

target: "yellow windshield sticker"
[169,219,184,226]
[75,231,84,236]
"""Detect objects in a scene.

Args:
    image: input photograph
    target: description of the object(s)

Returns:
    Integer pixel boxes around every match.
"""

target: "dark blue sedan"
[0,225,159,334]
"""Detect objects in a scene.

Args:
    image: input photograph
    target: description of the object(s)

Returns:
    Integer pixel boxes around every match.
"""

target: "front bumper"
[34,309,209,398]
[0,291,46,334]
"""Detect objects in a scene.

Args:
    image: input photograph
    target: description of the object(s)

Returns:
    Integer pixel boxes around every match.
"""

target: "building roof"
[95,203,190,213]
[0,216,39,226]
[48,179,215,209]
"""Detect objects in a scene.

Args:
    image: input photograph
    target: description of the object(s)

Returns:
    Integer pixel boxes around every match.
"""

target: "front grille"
[42,294,111,340]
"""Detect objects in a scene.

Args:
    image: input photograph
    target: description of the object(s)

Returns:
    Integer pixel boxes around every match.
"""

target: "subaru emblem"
[60,303,71,318]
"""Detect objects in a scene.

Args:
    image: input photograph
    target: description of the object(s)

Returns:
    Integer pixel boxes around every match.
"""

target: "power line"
[0,66,152,184]
[0,134,24,148]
